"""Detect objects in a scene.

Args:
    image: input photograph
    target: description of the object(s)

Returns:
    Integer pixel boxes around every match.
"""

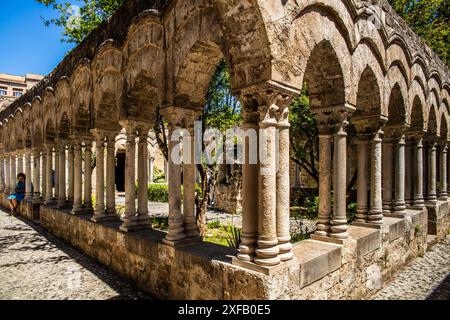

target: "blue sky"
[0,0,76,76]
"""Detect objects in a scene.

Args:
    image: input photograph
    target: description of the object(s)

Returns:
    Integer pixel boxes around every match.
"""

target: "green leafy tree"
[388,0,450,67]
[196,60,241,235]
[155,60,242,235]
[36,0,125,44]
[289,86,319,185]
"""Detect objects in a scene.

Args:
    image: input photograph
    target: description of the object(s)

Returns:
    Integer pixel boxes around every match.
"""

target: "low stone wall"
[39,206,272,300]
[38,204,446,300]
[0,194,40,222]
[427,201,450,240]
[2,191,448,300]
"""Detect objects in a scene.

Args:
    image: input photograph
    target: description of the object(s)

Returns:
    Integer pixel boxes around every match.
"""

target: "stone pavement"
[0,208,151,300]
[372,237,450,300]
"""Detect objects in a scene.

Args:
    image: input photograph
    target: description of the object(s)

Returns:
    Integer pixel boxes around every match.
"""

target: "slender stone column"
[25,152,32,201]
[160,110,186,242]
[426,138,437,203]
[393,135,406,214]
[17,155,23,174]
[413,137,425,208]
[32,150,41,202]
[57,143,66,208]
[315,125,332,236]
[331,119,349,239]
[369,128,384,224]
[183,118,199,238]
[0,156,5,193]
[276,105,293,262]
[294,164,301,187]
[149,158,155,184]
[447,153,450,197]
[44,147,54,205]
[10,154,16,194]
[136,127,151,227]
[439,143,448,200]
[67,146,74,205]
[41,150,47,201]
[54,148,59,201]
[4,156,10,194]
[92,133,106,222]
[237,112,259,262]
[106,133,117,216]
[83,139,93,212]
[254,108,280,266]
[72,141,83,214]
[356,136,369,222]
[405,141,413,205]
[382,140,394,213]
[120,125,140,232]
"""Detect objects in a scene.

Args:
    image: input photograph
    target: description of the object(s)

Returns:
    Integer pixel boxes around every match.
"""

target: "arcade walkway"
[0,208,151,300]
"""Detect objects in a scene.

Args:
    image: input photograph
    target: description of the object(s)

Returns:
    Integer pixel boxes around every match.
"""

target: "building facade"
[0,74,43,111]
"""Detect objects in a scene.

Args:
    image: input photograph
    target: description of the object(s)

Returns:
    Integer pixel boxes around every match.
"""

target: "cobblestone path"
[0,208,151,300]
[372,237,450,300]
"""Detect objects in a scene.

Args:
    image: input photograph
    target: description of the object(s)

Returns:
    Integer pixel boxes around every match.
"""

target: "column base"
[91,213,120,223]
[162,236,202,248]
[413,198,425,208]
[384,212,407,218]
[231,257,297,275]
[44,199,56,206]
[382,204,392,214]
[71,206,85,215]
[237,237,257,262]
[119,217,152,232]
[351,221,383,229]
[310,234,353,244]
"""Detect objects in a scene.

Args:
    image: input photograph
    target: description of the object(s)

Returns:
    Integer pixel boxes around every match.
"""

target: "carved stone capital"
[352,115,388,135]
[235,81,297,129]
[160,106,188,130]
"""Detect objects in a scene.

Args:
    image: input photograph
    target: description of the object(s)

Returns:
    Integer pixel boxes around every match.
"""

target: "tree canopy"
[36,0,125,44]
[388,0,450,67]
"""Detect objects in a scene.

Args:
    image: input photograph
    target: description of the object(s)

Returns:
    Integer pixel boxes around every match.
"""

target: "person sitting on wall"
[7,173,27,214]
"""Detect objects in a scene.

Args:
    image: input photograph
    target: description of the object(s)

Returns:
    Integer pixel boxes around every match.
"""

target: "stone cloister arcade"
[0,0,450,299]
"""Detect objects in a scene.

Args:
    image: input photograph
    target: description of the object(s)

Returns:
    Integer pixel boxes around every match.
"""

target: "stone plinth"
[293,240,341,288]
[426,201,450,240]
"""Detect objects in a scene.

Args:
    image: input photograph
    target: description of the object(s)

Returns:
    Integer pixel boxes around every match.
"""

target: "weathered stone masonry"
[0,0,450,299]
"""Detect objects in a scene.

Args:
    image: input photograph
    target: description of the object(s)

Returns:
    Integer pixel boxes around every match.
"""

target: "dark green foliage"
[347,202,357,224]
[224,225,242,249]
[36,0,125,44]
[147,184,169,203]
[153,168,166,184]
[388,0,450,67]
[289,86,319,185]
[206,220,221,229]
[150,216,169,231]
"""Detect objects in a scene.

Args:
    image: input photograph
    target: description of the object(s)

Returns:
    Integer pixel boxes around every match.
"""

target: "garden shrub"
[147,184,169,202]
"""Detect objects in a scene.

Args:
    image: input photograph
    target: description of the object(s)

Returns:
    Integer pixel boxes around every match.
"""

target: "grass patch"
[150,216,169,231]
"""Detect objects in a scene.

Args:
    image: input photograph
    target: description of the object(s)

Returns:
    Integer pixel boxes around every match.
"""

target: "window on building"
[13,91,22,97]
[0,89,6,96]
